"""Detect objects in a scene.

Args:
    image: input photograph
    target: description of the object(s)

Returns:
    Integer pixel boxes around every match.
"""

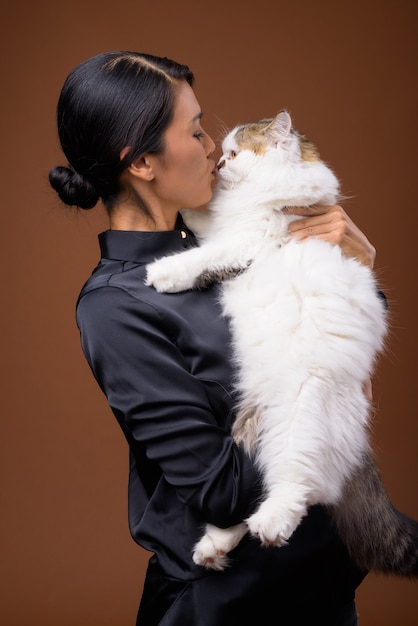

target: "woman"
[49,51,376,625]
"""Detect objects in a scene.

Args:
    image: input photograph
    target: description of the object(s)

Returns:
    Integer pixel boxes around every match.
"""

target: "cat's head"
[216,110,322,189]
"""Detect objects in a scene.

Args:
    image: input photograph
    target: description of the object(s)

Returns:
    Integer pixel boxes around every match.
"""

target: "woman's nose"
[205,133,216,156]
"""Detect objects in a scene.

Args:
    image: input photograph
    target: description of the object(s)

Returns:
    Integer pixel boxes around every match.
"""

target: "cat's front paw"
[146,256,194,293]
[246,498,306,547]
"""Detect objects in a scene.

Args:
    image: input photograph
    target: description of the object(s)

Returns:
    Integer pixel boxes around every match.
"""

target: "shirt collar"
[98,215,197,264]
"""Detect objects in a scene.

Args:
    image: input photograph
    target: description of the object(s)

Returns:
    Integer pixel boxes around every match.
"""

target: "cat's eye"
[230,150,238,159]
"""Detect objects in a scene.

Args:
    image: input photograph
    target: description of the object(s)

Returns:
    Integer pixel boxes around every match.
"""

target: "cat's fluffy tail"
[330,452,418,578]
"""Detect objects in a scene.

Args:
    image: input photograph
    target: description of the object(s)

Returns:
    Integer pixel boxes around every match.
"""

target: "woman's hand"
[283,205,376,268]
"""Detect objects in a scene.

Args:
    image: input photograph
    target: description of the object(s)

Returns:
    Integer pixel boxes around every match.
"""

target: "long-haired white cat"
[146,111,418,577]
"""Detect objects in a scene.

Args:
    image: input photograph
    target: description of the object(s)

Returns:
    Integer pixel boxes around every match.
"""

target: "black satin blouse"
[76,217,365,625]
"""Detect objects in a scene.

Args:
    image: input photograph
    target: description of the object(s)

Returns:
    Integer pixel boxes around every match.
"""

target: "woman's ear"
[120,147,155,181]
[129,156,155,181]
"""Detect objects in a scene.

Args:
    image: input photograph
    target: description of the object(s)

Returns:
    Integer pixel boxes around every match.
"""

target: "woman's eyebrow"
[191,112,204,122]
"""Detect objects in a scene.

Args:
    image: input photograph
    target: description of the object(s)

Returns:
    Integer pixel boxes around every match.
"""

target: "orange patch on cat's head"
[294,130,321,162]
[234,118,321,163]
[234,119,273,155]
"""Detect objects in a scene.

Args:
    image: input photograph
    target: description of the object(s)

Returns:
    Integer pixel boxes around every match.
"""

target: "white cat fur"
[146,111,388,571]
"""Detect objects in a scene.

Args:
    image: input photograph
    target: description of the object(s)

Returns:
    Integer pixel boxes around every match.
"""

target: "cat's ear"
[269,110,292,145]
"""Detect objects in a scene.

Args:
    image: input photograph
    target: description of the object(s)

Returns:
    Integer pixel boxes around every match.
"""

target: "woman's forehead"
[172,81,202,125]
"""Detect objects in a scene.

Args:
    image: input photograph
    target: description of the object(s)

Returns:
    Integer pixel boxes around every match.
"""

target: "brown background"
[2,1,417,624]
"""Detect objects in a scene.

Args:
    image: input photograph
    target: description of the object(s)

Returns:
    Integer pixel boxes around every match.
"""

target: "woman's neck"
[109,202,178,231]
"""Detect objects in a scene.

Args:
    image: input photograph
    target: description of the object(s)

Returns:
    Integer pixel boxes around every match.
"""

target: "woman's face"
[147,81,217,213]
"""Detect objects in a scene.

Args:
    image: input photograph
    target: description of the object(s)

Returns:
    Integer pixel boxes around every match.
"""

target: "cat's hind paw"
[192,522,248,570]
[193,536,229,572]
[192,534,230,571]
[246,498,306,547]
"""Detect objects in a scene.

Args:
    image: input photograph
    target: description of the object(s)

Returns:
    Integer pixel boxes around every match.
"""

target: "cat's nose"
[217,159,225,170]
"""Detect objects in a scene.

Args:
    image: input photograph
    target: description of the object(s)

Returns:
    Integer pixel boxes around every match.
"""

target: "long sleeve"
[77,282,261,529]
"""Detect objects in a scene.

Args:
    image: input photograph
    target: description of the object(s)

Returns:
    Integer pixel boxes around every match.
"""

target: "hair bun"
[49,165,99,209]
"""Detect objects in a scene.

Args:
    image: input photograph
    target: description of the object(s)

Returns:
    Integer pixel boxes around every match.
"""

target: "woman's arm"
[77,285,262,528]
[284,204,376,268]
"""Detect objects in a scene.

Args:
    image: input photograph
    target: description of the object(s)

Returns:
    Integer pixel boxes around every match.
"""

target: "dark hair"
[49,51,194,210]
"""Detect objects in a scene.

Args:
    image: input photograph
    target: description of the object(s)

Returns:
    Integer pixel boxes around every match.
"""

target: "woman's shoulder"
[76,258,228,342]
[77,258,146,300]
[76,260,165,336]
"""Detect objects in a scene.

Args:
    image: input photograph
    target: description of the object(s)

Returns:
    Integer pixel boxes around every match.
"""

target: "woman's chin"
[191,203,210,212]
